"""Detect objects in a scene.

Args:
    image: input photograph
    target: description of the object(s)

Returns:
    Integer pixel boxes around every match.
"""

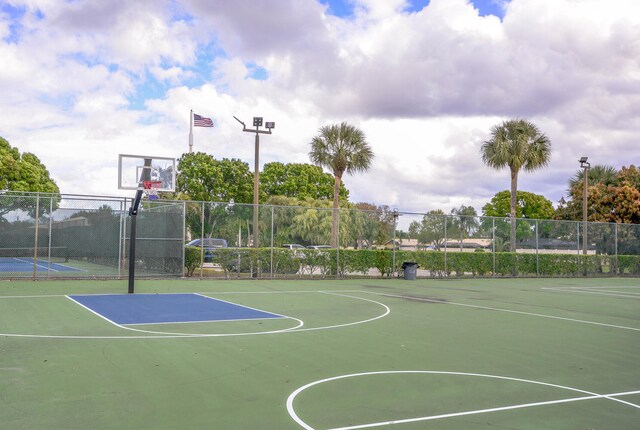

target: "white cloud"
[1,0,639,216]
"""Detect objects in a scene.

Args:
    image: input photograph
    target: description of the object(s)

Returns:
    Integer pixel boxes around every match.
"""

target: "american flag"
[193,113,214,127]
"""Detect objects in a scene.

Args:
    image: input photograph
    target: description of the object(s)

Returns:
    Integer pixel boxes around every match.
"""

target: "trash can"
[402,262,419,280]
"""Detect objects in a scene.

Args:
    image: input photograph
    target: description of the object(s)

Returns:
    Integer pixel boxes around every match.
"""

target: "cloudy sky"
[1,0,639,215]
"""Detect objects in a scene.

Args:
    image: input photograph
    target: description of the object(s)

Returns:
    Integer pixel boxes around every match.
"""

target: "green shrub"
[184,246,201,277]
[202,246,640,279]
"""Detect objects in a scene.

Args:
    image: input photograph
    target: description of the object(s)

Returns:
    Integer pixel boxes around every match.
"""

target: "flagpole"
[189,109,193,153]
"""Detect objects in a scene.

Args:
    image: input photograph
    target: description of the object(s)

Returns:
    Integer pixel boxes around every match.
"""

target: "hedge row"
[185,247,640,277]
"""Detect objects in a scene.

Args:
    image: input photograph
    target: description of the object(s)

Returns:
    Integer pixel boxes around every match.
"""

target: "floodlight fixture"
[265,121,275,129]
[253,117,263,127]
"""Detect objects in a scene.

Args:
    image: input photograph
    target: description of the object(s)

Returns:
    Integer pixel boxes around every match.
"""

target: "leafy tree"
[0,136,60,218]
[175,152,253,203]
[309,122,374,247]
[289,201,333,246]
[67,205,118,223]
[556,165,640,255]
[0,137,60,194]
[261,162,348,201]
[175,152,254,240]
[619,165,640,190]
[408,209,447,249]
[481,190,555,247]
[556,164,640,224]
[352,203,396,248]
[265,196,356,247]
[482,190,554,220]
[480,119,551,251]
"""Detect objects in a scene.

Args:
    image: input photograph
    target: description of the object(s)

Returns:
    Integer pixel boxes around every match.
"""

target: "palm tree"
[450,205,478,250]
[309,122,374,248]
[481,119,551,252]
[568,164,618,191]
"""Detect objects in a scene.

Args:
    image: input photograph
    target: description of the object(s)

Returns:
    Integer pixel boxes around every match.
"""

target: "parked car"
[185,238,228,262]
[282,243,306,259]
[282,244,306,250]
[307,245,331,250]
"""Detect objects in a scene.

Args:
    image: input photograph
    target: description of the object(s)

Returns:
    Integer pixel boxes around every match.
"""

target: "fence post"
[576,221,581,276]
[182,201,186,278]
[33,193,40,279]
[270,205,274,278]
[118,199,126,278]
[492,217,496,276]
[444,215,447,276]
[200,201,205,278]
[614,222,618,275]
[47,195,53,278]
[336,208,340,278]
[535,219,539,277]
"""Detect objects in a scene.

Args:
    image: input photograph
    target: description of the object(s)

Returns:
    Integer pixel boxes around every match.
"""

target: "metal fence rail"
[1,191,639,279]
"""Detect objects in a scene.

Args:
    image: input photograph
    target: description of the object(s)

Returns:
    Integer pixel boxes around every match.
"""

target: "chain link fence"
[0,192,184,279]
[2,192,639,279]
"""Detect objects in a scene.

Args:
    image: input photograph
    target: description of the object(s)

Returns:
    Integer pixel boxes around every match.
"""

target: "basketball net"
[142,180,162,201]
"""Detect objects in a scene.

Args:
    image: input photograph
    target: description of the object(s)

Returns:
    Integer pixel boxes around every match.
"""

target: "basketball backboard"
[118,154,176,191]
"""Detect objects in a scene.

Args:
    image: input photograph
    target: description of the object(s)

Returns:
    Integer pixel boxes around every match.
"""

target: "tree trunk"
[510,168,518,253]
[331,173,342,248]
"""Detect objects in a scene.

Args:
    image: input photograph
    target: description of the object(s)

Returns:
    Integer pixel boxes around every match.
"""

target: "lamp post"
[233,116,275,249]
[579,157,590,272]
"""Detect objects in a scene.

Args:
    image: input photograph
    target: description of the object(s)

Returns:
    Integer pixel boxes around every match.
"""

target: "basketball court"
[1,277,638,429]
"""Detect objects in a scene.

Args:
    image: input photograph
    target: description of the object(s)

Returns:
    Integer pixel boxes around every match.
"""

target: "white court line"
[328,390,640,430]
[12,257,60,272]
[194,292,295,321]
[0,294,73,299]
[543,287,640,299]
[65,295,125,327]
[123,316,289,326]
[0,289,350,300]
[358,291,640,332]
[549,285,640,290]
[287,292,390,332]
[286,370,640,430]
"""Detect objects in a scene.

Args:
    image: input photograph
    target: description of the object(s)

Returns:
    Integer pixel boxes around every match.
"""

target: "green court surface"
[1,278,639,429]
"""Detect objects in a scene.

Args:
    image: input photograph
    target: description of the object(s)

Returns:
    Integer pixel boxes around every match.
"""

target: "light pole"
[234,116,275,249]
[579,157,590,265]
[392,209,399,276]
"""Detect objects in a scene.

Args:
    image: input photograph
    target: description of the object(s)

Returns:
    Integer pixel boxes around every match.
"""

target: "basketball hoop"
[142,180,162,200]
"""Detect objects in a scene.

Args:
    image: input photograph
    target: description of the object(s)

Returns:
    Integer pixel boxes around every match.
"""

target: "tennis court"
[1,277,639,429]
[0,257,83,273]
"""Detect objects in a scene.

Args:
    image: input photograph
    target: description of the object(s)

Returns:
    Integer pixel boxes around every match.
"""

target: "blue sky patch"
[321,0,507,19]
[247,63,268,81]
[1,3,26,43]
[320,0,355,18]
[128,72,168,110]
